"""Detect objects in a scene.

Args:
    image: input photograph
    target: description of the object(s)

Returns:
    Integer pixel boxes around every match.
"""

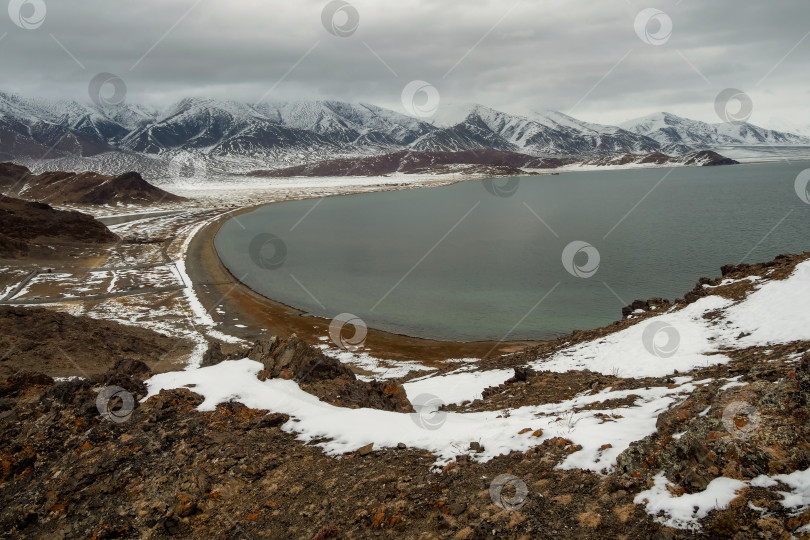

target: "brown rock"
[357,443,373,456]
[200,342,224,368]
[247,335,413,412]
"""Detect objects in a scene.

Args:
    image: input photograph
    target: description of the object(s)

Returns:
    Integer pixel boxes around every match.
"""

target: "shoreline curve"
[185,197,542,366]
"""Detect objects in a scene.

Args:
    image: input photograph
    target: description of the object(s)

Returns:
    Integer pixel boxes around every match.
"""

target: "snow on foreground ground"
[144,259,810,530]
[533,260,810,378]
[635,469,810,532]
[146,358,695,471]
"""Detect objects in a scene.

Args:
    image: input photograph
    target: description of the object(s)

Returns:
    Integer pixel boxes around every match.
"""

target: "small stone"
[357,443,373,456]
[449,502,467,516]
[469,442,484,452]
[397,442,406,449]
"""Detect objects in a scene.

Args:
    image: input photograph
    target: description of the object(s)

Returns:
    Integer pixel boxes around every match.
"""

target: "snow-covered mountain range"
[620,112,808,148]
[1,90,807,179]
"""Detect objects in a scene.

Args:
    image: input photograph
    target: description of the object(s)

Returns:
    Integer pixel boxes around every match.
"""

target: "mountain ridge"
[0,90,806,178]
[620,111,808,147]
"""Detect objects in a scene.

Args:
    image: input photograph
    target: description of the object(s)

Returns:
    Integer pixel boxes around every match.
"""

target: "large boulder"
[248,335,413,413]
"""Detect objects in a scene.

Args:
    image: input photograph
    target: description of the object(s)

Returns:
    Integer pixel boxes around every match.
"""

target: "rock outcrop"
[248,335,413,412]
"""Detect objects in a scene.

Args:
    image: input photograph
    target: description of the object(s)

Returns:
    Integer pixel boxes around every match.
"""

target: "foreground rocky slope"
[0,306,194,379]
[1,253,809,538]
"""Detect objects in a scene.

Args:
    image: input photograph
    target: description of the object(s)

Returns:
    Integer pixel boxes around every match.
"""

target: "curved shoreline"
[185,196,542,365]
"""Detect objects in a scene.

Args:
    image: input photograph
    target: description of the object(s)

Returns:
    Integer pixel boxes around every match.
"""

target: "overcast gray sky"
[2,0,808,128]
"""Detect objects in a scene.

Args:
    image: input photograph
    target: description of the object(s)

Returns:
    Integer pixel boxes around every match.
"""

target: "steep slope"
[2,253,807,537]
[0,120,67,161]
[0,308,193,378]
[258,101,435,146]
[764,118,810,138]
[0,162,32,189]
[120,98,340,156]
[411,114,521,153]
[0,91,146,156]
[621,112,810,147]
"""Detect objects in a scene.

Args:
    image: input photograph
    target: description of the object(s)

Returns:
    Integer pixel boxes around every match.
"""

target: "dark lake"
[216,161,810,341]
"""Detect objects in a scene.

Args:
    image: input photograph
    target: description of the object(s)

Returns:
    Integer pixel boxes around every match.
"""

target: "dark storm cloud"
[1,0,808,126]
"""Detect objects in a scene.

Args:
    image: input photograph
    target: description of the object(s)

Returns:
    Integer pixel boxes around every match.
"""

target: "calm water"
[216,162,810,341]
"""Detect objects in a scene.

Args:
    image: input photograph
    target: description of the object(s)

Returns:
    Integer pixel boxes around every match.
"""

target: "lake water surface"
[215,162,810,341]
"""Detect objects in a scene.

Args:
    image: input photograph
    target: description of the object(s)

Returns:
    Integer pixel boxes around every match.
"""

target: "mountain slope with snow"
[414,105,661,157]
[621,112,810,148]
[2,90,808,176]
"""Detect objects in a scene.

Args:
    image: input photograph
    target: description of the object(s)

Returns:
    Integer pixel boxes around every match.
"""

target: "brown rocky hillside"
[0,195,117,258]
[0,163,185,206]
